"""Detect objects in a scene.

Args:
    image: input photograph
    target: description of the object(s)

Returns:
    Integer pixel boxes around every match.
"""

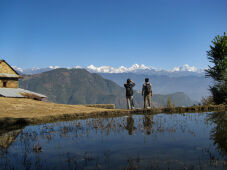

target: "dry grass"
[0,97,123,129]
[0,97,113,119]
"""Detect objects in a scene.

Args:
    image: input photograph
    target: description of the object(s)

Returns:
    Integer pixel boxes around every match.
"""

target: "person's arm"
[131,81,135,87]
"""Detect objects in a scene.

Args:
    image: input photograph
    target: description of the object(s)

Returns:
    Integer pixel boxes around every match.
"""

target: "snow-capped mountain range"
[13,64,205,77]
[87,64,204,73]
[14,64,209,101]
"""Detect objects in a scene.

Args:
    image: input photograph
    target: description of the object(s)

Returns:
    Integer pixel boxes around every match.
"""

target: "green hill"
[19,68,197,108]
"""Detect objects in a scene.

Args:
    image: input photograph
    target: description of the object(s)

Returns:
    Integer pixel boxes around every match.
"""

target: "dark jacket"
[124,82,135,97]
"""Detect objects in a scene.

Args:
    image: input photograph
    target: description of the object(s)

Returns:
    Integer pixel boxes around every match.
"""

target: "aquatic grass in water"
[0,112,226,169]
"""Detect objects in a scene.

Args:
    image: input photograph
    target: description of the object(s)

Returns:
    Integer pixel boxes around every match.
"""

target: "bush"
[201,96,214,105]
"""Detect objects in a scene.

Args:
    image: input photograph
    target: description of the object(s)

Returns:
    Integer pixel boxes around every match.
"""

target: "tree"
[205,33,227,104]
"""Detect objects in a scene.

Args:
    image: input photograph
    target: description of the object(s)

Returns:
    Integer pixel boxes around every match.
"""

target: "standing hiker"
[142,78,152,109]
[124,78,135,109]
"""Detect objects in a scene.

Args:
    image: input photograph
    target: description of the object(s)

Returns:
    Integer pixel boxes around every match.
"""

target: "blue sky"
[0,0,226,69]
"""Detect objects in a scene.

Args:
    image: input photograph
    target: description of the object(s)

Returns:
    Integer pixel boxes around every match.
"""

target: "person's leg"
[146,95,149,108]
[144,95,147,109]
[148,93,151,107]
[126,97,130,109]
[131,96,135,109]
[129,96,133,109]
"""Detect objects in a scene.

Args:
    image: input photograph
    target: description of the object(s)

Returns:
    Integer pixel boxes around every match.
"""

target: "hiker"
[124,78,135,109]
[142,78,152,109]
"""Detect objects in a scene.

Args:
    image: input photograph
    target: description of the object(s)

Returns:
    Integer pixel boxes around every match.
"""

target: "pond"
[0,111,226,170]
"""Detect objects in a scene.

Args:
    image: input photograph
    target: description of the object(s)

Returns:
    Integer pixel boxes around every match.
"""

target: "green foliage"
[205,33,227,104]
[201,96,214,105]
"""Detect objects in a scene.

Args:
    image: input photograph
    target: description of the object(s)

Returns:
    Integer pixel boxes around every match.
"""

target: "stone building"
[0,60,23,88]
[0,60,46,100]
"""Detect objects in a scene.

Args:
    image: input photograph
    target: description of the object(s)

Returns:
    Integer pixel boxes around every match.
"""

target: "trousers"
[144,93,151,108]
[126,96,134,109]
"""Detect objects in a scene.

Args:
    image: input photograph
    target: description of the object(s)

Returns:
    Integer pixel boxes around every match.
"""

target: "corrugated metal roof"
[0,88,47,98]
[0,73,20,78]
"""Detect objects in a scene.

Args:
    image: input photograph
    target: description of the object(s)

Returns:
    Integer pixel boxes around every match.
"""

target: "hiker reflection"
[125,116,136,135]
[143,115,154,135]
[208,111,227,155]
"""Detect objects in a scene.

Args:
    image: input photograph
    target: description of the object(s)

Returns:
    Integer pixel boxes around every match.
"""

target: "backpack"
[144,83,152,95]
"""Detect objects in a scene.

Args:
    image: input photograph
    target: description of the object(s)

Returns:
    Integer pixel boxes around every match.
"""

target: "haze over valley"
[19,68,198,108]
[15,64,211,102]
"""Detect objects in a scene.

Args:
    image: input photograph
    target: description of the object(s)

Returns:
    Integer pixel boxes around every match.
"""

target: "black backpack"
[144,83,152,95]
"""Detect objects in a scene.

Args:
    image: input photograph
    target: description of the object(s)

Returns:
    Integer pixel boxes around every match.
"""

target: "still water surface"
[0,112,226,170]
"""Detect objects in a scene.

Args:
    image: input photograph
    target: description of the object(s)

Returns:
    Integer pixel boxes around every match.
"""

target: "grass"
[0,97,114,119]
[0,97,122,130]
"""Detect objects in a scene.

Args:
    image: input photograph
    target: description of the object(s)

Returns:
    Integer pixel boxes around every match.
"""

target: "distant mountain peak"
[49,66,60,69]
[87,64,157,73]
[12,66,24,73]
[171,64,202,73]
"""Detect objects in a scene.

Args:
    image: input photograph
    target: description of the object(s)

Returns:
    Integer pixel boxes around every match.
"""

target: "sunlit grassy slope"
[0,97,112,119]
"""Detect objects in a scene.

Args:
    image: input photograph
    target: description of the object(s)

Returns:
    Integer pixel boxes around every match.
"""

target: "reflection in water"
[208,111,227,156]
[143,115,154,135]
[0,112,227,169]
[0,129,22,149]
[125,116,136,135]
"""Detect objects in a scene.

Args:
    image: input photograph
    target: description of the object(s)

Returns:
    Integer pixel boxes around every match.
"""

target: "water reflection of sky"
[0,112,226,170]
